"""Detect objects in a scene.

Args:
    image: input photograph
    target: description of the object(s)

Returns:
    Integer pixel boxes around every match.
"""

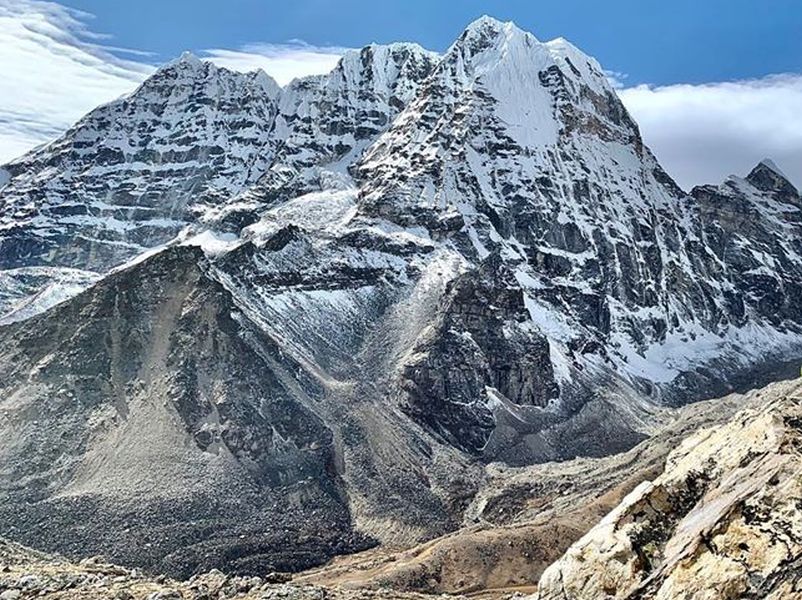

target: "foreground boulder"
[535,380,802,600]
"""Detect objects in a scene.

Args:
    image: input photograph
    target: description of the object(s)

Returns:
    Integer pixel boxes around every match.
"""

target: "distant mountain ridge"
[0,15,800,577]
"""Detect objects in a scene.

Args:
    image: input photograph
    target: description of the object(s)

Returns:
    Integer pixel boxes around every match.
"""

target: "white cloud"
[202,42,348,86]
[604,70,628,90]
[619,74,802,190]
[0,0,154,163]
[0,2,348,163]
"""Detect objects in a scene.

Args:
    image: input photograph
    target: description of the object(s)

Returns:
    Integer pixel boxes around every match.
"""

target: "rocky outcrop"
[400,254,559,454]
[0,55,282,272]
[535,379,802,600]
[0,538,460,600]
[687,161,802,330]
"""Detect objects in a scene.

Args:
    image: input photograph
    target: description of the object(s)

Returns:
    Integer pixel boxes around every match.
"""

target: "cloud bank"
[202,42,350,86]
[0,0,155,163]
[619,74,802,190]
[0,1,799,193]
[0,1,346,163]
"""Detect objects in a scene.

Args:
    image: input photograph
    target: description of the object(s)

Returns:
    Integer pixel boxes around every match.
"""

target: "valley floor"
[0,537,470,600]
[4,377,801,600]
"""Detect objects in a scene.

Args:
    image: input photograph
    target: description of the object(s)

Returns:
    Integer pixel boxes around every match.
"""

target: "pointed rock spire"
[453,15,532,56]
[746,158,799,202]
[172,50,204,70]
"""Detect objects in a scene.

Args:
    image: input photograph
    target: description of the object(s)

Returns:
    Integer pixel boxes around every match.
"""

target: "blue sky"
[61,0,802,86]
[1,0,801,188]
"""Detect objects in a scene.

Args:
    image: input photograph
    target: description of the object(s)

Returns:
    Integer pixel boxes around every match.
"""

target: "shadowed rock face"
[400,254,559,454]
[0,245,374,577]
[0,16,802,580]
[689,169,802,329]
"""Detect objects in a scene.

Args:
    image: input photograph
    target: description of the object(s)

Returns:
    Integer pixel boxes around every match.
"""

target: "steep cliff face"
[251,43,438,204]
[354,18,802,416]
[687,160,802,330]
[0,15,801,577]
[535,381,802,600]
[0,42,438,297]
[0,56,282,272]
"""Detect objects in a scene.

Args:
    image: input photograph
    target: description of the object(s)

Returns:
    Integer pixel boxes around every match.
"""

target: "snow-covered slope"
[352,17,802,454]
[0,15,801,577]
[0,42,438,317]
[0,55,281,272]
[252,43,439,202]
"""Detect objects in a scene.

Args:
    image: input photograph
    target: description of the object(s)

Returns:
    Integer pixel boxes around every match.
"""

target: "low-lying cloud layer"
[201,42,349,86]
[1,1,799,191]
[620,74,802,190]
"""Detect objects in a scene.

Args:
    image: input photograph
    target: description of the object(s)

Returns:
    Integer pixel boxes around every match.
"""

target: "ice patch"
[520,292,575,341]
[0,267,101,324]
[548,341,573,383]
[614,320,802,384]
[245,189,358,241]
[183,230,240,256]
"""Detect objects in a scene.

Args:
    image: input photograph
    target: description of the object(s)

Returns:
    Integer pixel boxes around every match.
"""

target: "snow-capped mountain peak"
[1,17,802,578]
[447,16,553,84]
[171,50,205,69]
[449,17,611,97]
[544,36,611,95]
[141,49,282,99]
[320,41,438,112]
[458,14,527,47]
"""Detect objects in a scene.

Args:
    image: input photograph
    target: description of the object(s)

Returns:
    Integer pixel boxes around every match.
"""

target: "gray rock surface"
[0,537,460,599]
[0,246,374,577]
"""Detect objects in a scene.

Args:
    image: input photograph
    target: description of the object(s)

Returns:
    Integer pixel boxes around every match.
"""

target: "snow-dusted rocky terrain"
[0,16,800,577]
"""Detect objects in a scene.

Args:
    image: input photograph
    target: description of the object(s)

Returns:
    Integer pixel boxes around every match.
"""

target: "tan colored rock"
[535,382,802,600]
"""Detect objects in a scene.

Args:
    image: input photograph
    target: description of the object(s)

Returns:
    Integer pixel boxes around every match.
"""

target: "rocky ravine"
[1,14,802,581]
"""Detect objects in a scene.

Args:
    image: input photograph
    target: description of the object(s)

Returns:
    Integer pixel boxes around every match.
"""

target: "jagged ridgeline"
[0,16,800,577]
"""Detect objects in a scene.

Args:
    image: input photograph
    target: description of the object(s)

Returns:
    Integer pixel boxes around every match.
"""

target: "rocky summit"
[0,13,801,591]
